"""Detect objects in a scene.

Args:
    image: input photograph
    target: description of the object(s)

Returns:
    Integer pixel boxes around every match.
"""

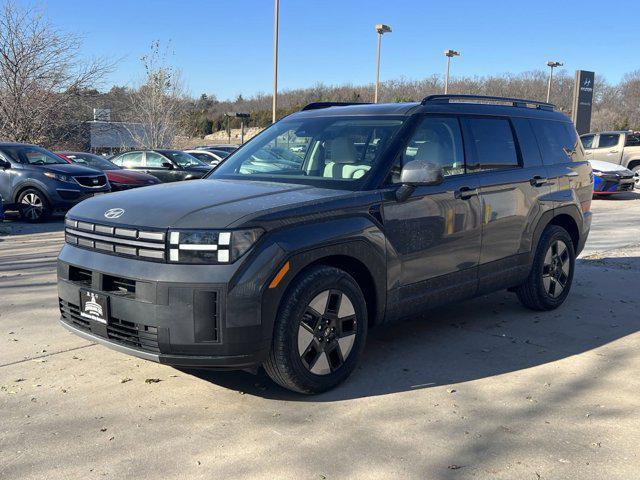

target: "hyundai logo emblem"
[104,208,125,219]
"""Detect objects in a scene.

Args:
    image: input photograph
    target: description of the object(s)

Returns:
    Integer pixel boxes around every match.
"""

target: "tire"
[263,265,368,394]
[515,225,575,311]
[18,188,50,223]
[632,165,640,189]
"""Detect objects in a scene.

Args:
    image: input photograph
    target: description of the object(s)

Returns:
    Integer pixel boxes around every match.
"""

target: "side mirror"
[161,162,174,170]
[396,159,444,202]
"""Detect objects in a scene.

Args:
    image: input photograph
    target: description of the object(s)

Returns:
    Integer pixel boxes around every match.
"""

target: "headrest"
[330,136,358,164]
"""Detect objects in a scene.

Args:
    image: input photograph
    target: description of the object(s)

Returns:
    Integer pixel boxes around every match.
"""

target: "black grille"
[65,218,166,261]
[74,175,107,187]
[68,266,92,286]
[103,274,136,297]
[59,299,159,353]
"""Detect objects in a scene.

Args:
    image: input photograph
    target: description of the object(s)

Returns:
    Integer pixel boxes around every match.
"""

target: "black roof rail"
[421,94,555,111]
[301,101,371,111]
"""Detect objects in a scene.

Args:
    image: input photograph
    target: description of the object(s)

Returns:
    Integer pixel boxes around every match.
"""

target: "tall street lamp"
[374,24,391,103]
[272,0,279,123]
[546,60,563,103]
[444,49,460,94]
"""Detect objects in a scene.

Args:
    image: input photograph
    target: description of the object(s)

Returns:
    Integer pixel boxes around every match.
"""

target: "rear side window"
[512,118,543,167]
[598,134,620,149]
[113,152,143,167]
[465,117,519,171]
[531,120,581,164]
[580,134,595,149]
[624,134,640,147]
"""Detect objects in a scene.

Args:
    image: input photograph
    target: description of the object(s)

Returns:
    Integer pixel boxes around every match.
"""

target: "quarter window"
[598,134,620,149]
[466,118,519,171]
[530,120,581,164]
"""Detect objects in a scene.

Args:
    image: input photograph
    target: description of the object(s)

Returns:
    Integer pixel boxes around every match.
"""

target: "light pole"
[272,0,279,123]
[374,24,391,103]
[546,60,563,103]
[444,49,460,94]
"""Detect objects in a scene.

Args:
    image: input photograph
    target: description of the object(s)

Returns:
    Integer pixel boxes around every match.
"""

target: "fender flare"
[530,204,582,261]
[12,180,53,205]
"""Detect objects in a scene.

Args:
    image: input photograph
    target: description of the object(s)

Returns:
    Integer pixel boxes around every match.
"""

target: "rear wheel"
[264,265,367,394]
[18,189,50,223]
[515,225,575,311]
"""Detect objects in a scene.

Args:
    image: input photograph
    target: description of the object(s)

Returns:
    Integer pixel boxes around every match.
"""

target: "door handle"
[530,175,548,187]
[454,186,478,200]
[609,150,619,154]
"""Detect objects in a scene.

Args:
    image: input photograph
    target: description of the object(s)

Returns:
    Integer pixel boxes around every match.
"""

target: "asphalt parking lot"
[1,194,639,480]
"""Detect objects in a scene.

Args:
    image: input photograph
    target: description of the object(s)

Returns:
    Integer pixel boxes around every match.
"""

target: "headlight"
[167,228,264,264]
[44,172,74,183]
[592,170,603,177]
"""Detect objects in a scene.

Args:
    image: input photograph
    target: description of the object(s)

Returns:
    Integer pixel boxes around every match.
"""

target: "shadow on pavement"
[184,255,639,402]
[0,214,64,237]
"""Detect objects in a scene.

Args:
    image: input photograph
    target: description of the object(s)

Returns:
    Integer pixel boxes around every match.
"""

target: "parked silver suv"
[581,131,640,188]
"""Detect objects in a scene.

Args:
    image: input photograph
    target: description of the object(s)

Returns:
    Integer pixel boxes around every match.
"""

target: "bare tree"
[123,41,186,148]
[0,1,112,145]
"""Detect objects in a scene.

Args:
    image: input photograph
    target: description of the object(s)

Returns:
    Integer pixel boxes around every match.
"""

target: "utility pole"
[272,0,279,123]
[444,49,460,94]
[374,24,391,103]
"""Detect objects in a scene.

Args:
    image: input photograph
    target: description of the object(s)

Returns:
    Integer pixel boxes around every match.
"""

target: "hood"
[43,163,104,176]
[67,179,350,229]
[588,160,630,173]
[106,169,159,184]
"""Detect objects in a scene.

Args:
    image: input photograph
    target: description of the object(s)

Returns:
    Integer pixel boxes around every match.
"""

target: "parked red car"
[57,152,160,191]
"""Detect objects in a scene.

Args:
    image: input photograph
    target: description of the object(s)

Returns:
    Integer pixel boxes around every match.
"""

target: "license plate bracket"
[79,289,109,324]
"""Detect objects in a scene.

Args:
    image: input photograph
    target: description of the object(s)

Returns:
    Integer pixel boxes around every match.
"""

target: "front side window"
[145,152,168,168]
[390,116,464,183]
[157,150,207,168]
[466,117,519,171]
[625,134,640,147]
[531,120,582,164]
[3,146,66,165]
[598,134,620,149]
[580,134,595,149]
[211,116,404,188]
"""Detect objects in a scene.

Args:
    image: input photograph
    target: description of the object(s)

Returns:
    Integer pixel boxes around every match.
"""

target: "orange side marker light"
[268,261,290,289]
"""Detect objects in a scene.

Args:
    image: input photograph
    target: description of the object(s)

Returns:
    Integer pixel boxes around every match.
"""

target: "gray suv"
[57,95,593,393]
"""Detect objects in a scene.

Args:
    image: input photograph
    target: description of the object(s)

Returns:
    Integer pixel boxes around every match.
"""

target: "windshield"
[3,146,67,165]
[64,153,119,170]
[211,116,404,188]
[158,150,207,167]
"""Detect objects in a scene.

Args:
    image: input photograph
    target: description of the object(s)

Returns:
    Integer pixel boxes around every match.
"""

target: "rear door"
[463,116,553,292]
[382,115,483,316]
[591,133,623,165]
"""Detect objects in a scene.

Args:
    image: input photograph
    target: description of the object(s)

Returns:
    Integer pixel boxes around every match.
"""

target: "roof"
[0,142,38,148]
[292,99,569,122]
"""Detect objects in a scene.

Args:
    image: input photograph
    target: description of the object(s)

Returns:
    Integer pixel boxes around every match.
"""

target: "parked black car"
[110,150,211,182]
[0,143,110,222]
[58,95,593,393]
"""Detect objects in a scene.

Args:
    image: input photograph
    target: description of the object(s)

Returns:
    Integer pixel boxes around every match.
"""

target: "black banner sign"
[571,70,595,135]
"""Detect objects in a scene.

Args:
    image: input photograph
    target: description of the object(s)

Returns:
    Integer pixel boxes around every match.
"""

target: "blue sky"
[35,0,638,100]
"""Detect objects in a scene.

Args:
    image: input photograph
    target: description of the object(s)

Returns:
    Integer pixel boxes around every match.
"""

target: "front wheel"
[18,189,50,223]
[632,165,640,189]
[515,225,576,311]
[263,265,367,394]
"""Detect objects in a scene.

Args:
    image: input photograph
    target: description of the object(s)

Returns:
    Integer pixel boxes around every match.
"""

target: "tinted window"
[157,150,207,167]
[466,117,519,171]
[390,116,464,183]
[3,146,66,165]
[624,134,640,147]
[145,152,168,168]
[512,118,542,167]
[531,120,581,164]
[598,134,620,149]
[113,152,143,167]
[580,135,595,149]
[65,153,118,170]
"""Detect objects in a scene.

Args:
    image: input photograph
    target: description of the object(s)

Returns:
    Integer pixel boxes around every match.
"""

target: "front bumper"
[593,174,635,194]
[57,242,285,369]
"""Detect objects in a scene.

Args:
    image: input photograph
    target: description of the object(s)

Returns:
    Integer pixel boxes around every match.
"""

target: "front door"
[0,152,14,202]
[143,152,184,182]
[382,115,482,318]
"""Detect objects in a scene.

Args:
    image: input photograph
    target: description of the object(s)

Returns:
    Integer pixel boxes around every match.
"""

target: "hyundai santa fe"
[57,95,593,394]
